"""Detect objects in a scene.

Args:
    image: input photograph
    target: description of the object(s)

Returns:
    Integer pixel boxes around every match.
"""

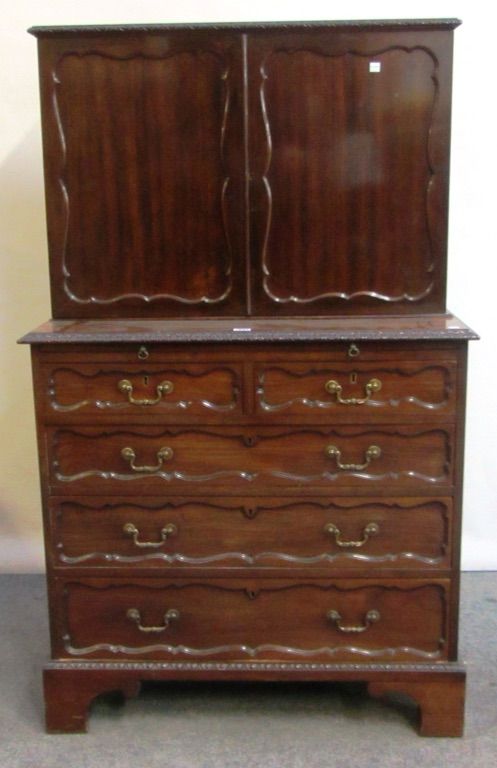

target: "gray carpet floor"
[0,572,496,767]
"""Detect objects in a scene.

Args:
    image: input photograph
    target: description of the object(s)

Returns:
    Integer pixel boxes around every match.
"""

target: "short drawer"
[50,496,453,570]
[255,359,457,422]
[55,578,450,662]
[47,425,455,494]
[38,362,243,421]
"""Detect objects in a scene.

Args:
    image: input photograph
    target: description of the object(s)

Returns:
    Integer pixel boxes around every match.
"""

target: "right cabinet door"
[247,27,453,316]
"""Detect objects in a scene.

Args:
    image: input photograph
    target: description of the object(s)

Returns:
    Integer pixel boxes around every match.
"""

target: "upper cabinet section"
[31,20,460,318]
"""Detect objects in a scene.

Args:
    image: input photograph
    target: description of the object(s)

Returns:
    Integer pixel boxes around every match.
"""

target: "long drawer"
[47,425,455,494]
[54,577,450,662]
[49,496,453,570]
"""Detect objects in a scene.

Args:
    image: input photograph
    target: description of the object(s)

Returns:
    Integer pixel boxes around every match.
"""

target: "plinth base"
[43,660,466,736]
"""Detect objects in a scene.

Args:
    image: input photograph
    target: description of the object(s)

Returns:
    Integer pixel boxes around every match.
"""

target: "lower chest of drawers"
[30,337,468,734]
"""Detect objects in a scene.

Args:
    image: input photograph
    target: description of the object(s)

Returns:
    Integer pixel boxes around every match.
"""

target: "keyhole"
[143,376,149,387]
[350,372,358,385]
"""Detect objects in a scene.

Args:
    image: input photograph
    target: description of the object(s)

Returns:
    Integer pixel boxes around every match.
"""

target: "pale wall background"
[0,0,494,571]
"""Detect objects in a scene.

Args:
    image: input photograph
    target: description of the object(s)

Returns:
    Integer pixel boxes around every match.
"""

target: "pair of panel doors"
[36,24,454,317]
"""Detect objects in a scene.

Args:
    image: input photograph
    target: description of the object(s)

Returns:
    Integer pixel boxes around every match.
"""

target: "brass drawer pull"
[324,521,379,548]
[126,607,180,633]
[118,378,174,406]
[325,444,381,471]
[327,609,380,633]
[123,522,177,548]
[121,446,174,473]
[325,377,381,405]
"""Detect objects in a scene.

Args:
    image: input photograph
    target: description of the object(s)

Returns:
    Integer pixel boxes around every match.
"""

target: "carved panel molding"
[49,426,454,487]
[256,46,440,308]
[60,580,447,660]
[46,364,240,413]
[51,49,235,308]
[52,497,451,567]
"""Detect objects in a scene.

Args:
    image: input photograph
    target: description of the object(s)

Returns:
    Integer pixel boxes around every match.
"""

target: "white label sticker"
[369,62,381,73]
[233,327,252,332]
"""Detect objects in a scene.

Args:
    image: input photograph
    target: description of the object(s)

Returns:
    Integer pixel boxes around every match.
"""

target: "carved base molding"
[43,660,466,735]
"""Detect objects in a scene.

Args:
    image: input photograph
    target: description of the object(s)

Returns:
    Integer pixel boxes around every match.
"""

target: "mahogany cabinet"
[21,20,477,735]
[32,19,455,318]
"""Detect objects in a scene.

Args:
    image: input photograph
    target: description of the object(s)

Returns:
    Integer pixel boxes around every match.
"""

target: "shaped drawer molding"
[56,578,450,662]
[50,496,453,569]
[47,425,456,493]
[41,362,242,420]
[255,360,456,421]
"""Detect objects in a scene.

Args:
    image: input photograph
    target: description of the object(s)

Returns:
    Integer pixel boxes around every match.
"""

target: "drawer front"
[48,425,455,493]
[255,360,456,421]
[36,340,459,365]
[50,496,452,570]
[40,362,242,421]
[56,578,449,662]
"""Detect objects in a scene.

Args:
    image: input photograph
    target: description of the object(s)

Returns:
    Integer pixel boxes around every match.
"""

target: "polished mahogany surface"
[24,20,472,736]
[247,31,452,315]
[39,33,246,317]
[56,577,449,662]
[48,496,453,571]
[28,332,470,734]
[32,21,458,317]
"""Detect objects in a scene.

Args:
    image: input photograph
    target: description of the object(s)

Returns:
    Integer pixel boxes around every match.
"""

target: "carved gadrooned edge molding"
[20,319,479,344]
[30,20,462,37]
[47,364,240,412]
[256,363,453,412]
[258,46,438,305]
[45,660,464,674]
[51,50,234,306]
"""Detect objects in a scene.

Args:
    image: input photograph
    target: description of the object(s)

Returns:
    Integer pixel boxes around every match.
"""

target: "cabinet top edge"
[28,18,462,37]
[18,315,479,345]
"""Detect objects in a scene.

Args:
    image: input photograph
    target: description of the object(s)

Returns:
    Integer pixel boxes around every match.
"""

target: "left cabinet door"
[36,31,247,317]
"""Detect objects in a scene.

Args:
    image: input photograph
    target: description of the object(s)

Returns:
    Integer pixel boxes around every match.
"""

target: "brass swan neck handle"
[121,446,174,473]
[118,378,174,406]
[123,522,177,548]
[126,608,180,633]
[324,522,380,548]
[327,609,380,633]
[325,377,382,405]
[325,444,381,471]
